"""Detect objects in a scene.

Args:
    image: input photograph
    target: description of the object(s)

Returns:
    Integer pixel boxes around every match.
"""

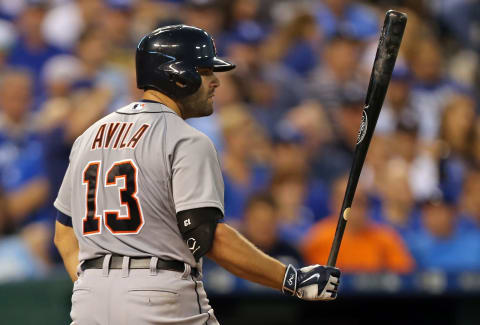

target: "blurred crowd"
[0,0,479,285]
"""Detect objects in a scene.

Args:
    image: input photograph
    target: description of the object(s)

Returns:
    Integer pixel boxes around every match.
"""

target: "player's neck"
[142,90,183,118]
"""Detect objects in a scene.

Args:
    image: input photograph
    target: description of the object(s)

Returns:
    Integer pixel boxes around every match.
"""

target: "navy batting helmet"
[136,25,235,99]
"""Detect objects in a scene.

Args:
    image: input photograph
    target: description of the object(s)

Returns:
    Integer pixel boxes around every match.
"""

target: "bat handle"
[327,245,339,267]
[327,206,350,267]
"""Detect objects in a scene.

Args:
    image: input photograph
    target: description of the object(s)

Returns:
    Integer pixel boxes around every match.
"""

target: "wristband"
[282,264,297,296]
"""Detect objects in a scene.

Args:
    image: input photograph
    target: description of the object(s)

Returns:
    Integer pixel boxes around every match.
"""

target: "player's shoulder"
[166,115,214,145]
[165,119,217,160]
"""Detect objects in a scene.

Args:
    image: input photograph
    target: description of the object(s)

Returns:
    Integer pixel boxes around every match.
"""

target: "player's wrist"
[281,264,297,296]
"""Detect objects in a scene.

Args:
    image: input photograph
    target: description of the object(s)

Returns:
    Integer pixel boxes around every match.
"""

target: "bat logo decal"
[356,109,368,144]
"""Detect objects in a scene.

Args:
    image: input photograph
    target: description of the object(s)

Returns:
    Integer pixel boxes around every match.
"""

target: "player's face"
[179,68,220,118]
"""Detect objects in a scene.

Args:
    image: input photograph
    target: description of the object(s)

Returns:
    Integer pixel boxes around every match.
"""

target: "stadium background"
[0,0,479,324]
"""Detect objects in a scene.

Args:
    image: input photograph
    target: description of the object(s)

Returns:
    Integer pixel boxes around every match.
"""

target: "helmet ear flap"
[162,61,202,98]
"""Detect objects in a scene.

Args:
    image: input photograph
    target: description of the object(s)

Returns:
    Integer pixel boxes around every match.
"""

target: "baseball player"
[54,25,340,325]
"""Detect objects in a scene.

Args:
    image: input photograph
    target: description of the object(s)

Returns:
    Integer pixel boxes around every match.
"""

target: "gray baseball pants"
[70,255,219,325]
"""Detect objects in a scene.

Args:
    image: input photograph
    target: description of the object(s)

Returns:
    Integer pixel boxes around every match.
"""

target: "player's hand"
[282,264,340,301]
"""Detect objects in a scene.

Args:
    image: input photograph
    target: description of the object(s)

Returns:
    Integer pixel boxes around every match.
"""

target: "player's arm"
[208,223,340,301]
[54,216,79,282]
[172,135,340,300]
[177,208,340,301]
[178,208,284,288]
[207,222,286,290]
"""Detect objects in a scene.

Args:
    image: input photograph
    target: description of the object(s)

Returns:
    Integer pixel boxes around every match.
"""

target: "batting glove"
[282,264,340,301]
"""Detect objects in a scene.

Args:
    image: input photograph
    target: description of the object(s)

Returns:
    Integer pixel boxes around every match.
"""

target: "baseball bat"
[326,10,407,267]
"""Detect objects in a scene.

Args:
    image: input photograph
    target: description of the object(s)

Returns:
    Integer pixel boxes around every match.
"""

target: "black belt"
[81,256,198,277]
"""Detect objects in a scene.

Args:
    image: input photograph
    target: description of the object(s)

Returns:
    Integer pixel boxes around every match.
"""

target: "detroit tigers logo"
[184,219,191,227]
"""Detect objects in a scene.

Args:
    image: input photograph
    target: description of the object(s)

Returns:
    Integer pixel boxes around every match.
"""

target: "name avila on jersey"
[91,122,150,150]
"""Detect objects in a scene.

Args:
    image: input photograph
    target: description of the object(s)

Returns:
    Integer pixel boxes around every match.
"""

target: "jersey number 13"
[82,159,144,235]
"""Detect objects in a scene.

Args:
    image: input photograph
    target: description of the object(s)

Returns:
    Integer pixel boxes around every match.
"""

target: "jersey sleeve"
[171,133,224,214]
[53,138,79,217]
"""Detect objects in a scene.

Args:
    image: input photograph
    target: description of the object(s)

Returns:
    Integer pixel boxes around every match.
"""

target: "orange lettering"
[120,123,133,148]
[127,124,150,149]
[91,124,106,150]
[105,122,120,148]
[113,123,127,149]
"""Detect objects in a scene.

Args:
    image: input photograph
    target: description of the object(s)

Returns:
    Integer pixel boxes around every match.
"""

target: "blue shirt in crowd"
[0,128,50,226]
[407,226,480,271]
[7,37,64,109]
[223,164,271,221]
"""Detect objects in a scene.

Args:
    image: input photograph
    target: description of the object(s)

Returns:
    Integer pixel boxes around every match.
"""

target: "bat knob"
[386,9,408,22]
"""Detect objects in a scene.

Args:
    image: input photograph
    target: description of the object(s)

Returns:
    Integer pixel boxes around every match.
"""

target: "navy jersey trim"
[191,274,211,324]
[56,209,73,227]
[191,275,203,315]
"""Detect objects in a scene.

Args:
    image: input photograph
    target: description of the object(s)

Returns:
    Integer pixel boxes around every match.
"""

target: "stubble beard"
[178,90,213,119]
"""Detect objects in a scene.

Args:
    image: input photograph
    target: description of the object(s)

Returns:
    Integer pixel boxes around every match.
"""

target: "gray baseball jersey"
[54,101,224,267]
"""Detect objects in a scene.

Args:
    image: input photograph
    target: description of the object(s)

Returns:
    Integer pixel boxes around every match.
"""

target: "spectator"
[271,120,330,221]
[182,0,226,40]
[7,1,64,107]
[393,118,439,202]
[219,105,271,223]
[72,27,125,112]
[308,34,365,111]
[431,0,480,52]
[376,66,419,135]
[42,0,105,50]
[282,100,334,158]
[242,192,303,267]
[35,55,83,199]
[224,22,305,133]
[131,1,180,39]
[34,55,88,238]
[408,37,462,141]
[374,158,421,237]
[0,69,49,225]
[225,0,261,27]
[101,0,136,68]
[363,135,391,196]
[438,94,477,204]
[310,89,364,184]
[262,12,321,77]
[0,69,52,279]
[302,174,415,274]
[408,196,480,271]
[313,0,379,41]
[270,171,320,247]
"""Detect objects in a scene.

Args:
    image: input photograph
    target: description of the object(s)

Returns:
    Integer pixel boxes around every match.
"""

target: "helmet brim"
[213,57,236,72]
